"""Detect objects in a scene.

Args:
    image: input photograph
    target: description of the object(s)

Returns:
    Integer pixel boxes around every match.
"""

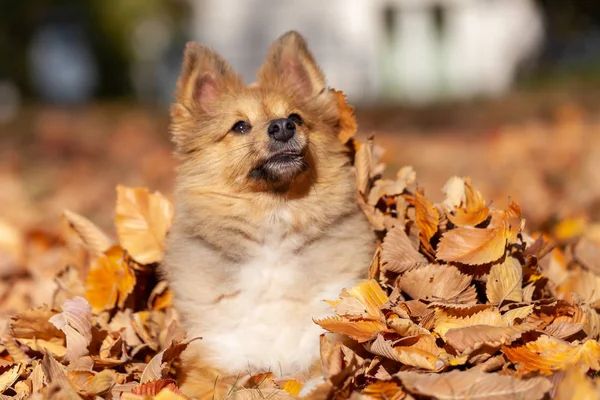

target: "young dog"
[163,31,375,398]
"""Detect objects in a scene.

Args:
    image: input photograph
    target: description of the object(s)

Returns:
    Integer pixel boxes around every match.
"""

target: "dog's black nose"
[267,118,296,142]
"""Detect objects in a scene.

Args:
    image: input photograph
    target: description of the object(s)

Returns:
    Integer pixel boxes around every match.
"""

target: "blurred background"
[2,0,600,236]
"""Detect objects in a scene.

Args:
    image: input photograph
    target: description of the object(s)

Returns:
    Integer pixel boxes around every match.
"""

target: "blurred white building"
[186,0,544,104]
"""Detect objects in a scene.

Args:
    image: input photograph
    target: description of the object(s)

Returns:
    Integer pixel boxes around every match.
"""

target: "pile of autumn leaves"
[3,93,600,399]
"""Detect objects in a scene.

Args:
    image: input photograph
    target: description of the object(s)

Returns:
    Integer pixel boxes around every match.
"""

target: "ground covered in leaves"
[2,94,600,399]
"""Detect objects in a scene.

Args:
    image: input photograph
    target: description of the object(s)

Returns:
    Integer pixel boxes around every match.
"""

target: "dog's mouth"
[249,149,308,183]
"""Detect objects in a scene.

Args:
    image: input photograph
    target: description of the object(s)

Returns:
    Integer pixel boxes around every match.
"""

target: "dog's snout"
[268,118,296,142]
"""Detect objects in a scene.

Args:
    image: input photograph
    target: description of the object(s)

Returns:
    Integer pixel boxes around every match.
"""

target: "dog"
[162,31,375,398]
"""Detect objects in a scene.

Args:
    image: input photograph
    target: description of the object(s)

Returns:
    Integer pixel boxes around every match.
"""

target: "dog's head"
[171,31,346,193]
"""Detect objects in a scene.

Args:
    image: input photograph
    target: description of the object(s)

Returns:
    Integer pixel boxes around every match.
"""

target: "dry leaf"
[332,89,358,144]
[366,334,445,371]
[554,366,599,400]
[49,297,92,362]
[381,226,427,273]
[434,308,505,338]
[503,335,600,374]
[436,223,509,266]
[444,323,536,354]
[445,179,490,227]
[315,316,389,343]
[398,264,471,302]
[486,256,523,305]
[140,339,198,383]
[115,186,174,265]
[415,189,439,250]
[0,363,23,393]
[62,210,112,257]
[397,369,551,400]
[85,246,136,313]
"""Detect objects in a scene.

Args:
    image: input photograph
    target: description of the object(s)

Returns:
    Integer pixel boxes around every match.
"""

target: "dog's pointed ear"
[258,31,326,99]
[174,42,241,112]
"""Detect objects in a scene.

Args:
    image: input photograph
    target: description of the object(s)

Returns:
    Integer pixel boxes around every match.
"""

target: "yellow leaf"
[115,186,174,264]
[85,246,136,313]
[345,279,389,319]
[555,366,598,400]
[0,364,23,393]
[486,256,523,305]
[282,380,302,396]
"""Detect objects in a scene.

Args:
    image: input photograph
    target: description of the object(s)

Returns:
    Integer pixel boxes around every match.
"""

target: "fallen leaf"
[444,323,536,354]
[85,246,136,313]
[554,366,599,400]
[415,189,439,251]
[398,264,471,302]
[436,222,509,265]
[397,369,551,400]
[115,186,174,265]
[49,297,92,362]
[140,338,198,383]
[331,89,358,144]
[366,334,445,371]
[314,316,390,343]
[381,226,427,273]
[486,256,523,305]
[503,335,600,374]
[63,210,112,257]
[0,363,23,393]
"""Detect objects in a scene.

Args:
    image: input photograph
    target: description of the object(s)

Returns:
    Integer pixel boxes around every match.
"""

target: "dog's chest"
[202,226,339,375]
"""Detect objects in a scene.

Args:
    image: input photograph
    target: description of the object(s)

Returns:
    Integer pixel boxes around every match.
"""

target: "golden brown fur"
[162,32,375,399]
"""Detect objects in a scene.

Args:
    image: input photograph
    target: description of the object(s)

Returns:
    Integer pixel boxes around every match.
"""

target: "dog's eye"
[231,121,252,134]
[288,113,303,126]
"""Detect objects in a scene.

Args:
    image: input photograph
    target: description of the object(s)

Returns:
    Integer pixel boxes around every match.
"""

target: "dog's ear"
[258,31,326,99]
[174,42,241,112]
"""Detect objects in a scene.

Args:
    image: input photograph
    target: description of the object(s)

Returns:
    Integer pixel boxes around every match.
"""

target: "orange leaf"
[503,335,600,374]
[115,186,174,265]
[415,189,439,250]
[331,89,357,144]
[85,246,136,313]
[314,316,389,343]
[436,222,509,265]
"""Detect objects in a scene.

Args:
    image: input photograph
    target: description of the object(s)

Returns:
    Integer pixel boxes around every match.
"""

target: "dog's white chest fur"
[200,224,346,376]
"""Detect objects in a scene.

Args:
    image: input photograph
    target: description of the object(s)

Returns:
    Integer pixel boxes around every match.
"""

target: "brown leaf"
[49,297,92,362]
[355,138,374,195]
[62,210,112,257]
[366,334,445,371]
[132,379,185,396]
[381,226,427,274]
[398,264,471,302]
[361,381,404,400]
[444,323,536,354]
[434,307,505,338]
[397,369,551,400]
[84,246,136,313]
[140,338,199,383]
[575,236,600,274]
[115,186,174,265]
[41,353,82,399]
[486,256,523,305]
